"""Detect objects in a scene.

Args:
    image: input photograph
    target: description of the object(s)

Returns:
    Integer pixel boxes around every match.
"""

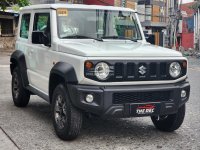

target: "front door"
[28,11,52,94]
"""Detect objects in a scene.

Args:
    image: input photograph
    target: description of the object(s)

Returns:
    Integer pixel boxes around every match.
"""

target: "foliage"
[0,0,30,11]
[17,0,30,7]
[12,5,20,12]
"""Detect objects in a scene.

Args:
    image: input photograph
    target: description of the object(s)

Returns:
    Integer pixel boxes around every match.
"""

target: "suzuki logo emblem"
[139,65,147,75]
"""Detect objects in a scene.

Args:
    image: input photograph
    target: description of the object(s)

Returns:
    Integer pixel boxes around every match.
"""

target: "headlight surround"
[94,62,110,80]
[169,62,181,78]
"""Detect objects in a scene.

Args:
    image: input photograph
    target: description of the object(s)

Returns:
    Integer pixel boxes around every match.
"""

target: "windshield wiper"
[101,36,137,42]
[62,35,103,42]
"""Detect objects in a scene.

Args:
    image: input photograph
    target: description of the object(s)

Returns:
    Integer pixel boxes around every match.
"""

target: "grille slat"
[150,62,157,77]
[113,91,170,104]
[127,63,135,79]
[115,63,124,78]
[160,62,167,77]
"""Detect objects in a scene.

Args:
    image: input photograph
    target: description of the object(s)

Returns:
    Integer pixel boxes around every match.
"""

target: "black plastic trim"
[50,62,77,84]
[49,62,78,102]
[67,81,190,118]
[10,50,29,88]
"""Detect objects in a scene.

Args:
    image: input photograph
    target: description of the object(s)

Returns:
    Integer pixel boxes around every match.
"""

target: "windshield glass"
[57,9,142,41]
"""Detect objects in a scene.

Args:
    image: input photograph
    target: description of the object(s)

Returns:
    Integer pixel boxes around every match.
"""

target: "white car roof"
[21,4,136,12]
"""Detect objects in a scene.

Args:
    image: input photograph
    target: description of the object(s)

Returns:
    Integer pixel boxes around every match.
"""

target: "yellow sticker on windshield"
[57,8,68,16]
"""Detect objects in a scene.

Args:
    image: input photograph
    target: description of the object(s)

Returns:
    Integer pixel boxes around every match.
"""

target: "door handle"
[28,50,34,56]
[30,49,34,53]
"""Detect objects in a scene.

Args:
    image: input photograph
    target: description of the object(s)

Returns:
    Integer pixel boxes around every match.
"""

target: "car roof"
[21,4,136,12]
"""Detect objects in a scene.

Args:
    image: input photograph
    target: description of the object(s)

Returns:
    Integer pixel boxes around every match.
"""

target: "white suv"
[10,4,190,140]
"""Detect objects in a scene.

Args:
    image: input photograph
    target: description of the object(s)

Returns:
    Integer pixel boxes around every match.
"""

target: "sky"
[181,0,194,3]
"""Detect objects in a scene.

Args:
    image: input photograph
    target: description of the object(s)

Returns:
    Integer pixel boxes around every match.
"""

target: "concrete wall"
[0,15,17,53]
[181,33,194,50]
[0,36,16,52]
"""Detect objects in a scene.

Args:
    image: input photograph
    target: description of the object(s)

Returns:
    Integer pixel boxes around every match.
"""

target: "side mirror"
[32,31,50,47]
[146,34,155,45]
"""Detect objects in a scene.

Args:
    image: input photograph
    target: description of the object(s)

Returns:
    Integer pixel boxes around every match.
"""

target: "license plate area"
[130,103,161,116]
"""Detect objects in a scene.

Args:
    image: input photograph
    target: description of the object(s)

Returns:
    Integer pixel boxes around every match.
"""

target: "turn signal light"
[85,61,93,70]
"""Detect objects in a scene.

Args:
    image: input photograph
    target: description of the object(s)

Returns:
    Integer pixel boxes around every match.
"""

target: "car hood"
[57,40,182,57]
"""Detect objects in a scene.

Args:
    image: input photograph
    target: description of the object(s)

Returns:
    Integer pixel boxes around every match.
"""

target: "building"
[179,2,195,50]
[0,10,19,51]
[136,0,167,46]
[30,0,83,4]
[84,0,113,5]
[194,4,200,51]
[114,0,138,9]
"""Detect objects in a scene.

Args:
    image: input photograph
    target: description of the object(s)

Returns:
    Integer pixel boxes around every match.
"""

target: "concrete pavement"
[0,54,17,150]
[0,127,19,150]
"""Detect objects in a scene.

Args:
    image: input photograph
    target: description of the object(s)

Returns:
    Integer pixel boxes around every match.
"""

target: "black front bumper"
[67,81,190,118]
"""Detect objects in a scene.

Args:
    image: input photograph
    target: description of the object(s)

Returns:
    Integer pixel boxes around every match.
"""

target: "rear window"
[20,14,31,39]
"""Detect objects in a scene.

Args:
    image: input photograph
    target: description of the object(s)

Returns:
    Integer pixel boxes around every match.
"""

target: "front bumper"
[67,81,190,118]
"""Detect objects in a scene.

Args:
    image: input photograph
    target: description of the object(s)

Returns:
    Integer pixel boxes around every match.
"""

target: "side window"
[20,14,31,39]
[33,13,50,32]
[33,13,51,45]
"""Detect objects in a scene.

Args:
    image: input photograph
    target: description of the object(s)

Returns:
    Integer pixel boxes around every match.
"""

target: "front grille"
[114,61,169,81]
[113,91,171,104]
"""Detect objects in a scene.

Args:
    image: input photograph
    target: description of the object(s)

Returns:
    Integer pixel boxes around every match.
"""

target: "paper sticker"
[57,8,68,16]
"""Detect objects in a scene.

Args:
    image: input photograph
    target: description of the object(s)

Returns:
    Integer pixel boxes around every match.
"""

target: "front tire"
[151,104,186,132]
[11,67,30,107]
[52,84,82,140]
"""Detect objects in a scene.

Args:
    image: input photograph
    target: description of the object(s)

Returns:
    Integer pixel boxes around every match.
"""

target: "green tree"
[0,0,30,11]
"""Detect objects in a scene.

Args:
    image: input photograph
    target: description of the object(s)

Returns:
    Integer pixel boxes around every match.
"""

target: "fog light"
[181,90,187,98]
[85,94,94,103]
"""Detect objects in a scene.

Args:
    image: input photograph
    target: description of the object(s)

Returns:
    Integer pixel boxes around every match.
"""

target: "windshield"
[57,9,142,41]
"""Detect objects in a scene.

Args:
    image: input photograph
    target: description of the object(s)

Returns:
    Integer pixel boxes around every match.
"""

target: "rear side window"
[20,14,31,39]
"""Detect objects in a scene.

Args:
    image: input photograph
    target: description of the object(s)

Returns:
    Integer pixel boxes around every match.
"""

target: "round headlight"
[95,62,110,80]
[169,62,181,78]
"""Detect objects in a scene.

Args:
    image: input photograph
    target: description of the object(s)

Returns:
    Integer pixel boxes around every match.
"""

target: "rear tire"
[52,84,82,140]
[151,104,185,132]
[11,67,30,107]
